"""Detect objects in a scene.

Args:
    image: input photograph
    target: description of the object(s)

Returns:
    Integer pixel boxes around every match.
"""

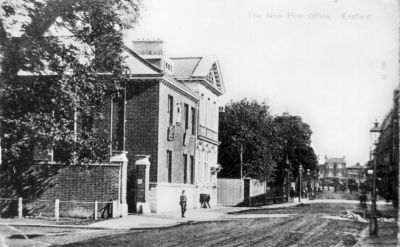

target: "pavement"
[355,222,399,247]
[89,201,301,229]
[0,199,392,230]
[0,201,301,231]
[0,198,397,246]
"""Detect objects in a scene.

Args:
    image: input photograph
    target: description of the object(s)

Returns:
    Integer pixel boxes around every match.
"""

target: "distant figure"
[179,190,187,218]
[205,194,211,208]
[200,194,206,208]
[359,191,367,209]
[289,187,295,201]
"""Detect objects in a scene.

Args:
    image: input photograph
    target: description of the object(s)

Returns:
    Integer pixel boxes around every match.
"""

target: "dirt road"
[62,203,367,247]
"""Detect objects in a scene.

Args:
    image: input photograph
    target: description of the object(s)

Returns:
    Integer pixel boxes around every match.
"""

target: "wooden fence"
[217,178,267,206]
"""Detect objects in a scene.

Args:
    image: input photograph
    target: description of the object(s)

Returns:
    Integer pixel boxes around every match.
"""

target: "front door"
[127,165,137,213]
[244,179,250,206]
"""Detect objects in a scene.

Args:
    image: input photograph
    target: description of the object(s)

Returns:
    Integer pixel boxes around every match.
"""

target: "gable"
[202,60,225,94]
[172,56,225,94]
[122,49,162,75]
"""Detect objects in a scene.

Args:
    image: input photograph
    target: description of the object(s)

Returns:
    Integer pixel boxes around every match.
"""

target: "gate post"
[55,199,59,221]
[135,155,151,214]
[18,197,23,218]
[110,151,128,217]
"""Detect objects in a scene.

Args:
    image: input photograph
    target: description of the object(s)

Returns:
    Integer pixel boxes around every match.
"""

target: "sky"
[126,0,399,166]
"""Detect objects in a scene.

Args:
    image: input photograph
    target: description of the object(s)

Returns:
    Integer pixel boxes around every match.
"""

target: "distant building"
[346,163,364,183]
[374,90,399,204]
[319,156,347,182]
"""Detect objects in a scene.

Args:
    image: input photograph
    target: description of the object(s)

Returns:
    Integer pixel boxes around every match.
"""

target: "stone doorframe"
[110,151,129,217]
[135,155,151,214]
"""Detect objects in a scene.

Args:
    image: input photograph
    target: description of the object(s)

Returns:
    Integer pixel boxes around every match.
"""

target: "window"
[184,104,189,130]
[191,107,196,135]
[167,150,172,183]
[168,95,173,125]
[190,156,194,184]
[183,154,188,184]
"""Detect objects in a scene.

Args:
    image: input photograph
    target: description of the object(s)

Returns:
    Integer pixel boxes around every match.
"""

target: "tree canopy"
[273,114,318,182]
[218,99,280,182]
[218,99,318,183]
[0,0,142,198]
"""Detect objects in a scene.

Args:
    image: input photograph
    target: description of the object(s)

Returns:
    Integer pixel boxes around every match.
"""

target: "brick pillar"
[110,151,128,217]
[135,155,151,214]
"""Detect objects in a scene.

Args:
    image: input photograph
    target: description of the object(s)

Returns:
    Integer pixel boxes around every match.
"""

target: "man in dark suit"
[179,190,187,218]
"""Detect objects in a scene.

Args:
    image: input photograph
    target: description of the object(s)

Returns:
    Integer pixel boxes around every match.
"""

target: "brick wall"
[41,165,121,202]
[157,81,197,184]
[125,80,160,182]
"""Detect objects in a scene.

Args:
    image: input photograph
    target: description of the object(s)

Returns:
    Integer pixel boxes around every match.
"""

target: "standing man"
[289,187,295,201]
[179,190,187,218]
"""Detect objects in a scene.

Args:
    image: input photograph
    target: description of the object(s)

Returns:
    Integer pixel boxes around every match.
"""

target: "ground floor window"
[190,155,194,184]
[183,154,188,184]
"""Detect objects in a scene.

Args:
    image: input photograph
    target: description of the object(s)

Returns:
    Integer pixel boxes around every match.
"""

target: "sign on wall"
[168,125,175,141]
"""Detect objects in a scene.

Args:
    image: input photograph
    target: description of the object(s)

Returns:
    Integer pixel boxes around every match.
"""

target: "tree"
[218,99,280,182]
[0,0,142,198]
[274,114,318,183]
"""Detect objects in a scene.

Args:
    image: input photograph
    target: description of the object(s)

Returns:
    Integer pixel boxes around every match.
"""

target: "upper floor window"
[191,107,196,135]
[168,95,173,125]
[184,103,189,130]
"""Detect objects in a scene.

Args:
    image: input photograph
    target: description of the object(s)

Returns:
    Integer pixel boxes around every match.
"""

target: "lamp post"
[284,139,291,202]
[306,168,311,198]
[286,158,291,202]
[369,120,382,236]
[299,165,303,202]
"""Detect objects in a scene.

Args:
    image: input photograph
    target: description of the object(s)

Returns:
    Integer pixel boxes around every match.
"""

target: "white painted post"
[55,199,59,221]
[18,197,23,218]
[93,201,98,220]
[112,200,117,218]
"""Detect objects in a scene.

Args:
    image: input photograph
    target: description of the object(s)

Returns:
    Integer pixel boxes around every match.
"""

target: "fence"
[217,178,268,206]
[0,197,122,220]
[217,179,244,205]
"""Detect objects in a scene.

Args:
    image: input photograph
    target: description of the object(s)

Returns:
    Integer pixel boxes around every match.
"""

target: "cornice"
[197,135,220,146]
[175,78,224,96]
[160,75,200,103]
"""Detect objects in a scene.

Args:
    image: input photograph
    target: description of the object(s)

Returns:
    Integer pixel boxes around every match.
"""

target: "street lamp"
[286,155,290,202]
[307,168,311,198]
[369,120,381,236]
[299,165,303,202]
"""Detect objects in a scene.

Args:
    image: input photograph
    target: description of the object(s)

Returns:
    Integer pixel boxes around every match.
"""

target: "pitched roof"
[346,163,363,169]
[326,158,346,164]
[170,56,225,94]
[170,56,219,77]
[170,57,202,78]
[123,46,162,75]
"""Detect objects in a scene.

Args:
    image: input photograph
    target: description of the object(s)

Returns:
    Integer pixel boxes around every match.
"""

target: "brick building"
[373,89,399,205]
[125,40,225,212]
[7,21,226,215]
